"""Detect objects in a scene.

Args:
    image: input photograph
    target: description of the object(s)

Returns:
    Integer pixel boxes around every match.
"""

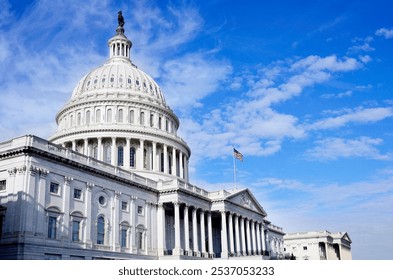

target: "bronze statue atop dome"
[118,11,125,27]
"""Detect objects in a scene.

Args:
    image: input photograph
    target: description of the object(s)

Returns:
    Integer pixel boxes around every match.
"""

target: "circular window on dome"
[98,196,106,206]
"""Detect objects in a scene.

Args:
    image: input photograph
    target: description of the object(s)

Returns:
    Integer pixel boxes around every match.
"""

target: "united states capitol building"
[0,14,286,260]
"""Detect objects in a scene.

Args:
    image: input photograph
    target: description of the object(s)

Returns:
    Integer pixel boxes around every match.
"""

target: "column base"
[173,248,183,256]
[221,251,229,259]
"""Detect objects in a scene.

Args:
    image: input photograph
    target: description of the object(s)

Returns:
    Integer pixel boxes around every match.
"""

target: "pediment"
[226,189,267,216]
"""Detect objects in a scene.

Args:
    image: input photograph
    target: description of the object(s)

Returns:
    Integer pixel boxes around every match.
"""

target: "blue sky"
[1,0,393,259]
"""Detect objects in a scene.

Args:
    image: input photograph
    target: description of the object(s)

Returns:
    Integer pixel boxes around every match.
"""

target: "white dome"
[71,58,167,107]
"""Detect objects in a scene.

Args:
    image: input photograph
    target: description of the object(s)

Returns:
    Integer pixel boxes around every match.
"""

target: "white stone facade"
[283,231,352,260]
[0,16,284,260]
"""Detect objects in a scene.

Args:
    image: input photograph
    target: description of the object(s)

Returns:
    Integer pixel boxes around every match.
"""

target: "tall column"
[113,191,121,250]
[179,151,184,179]
[261,222,266,254]
[228,212,234,255]
[184,205,190,254]
[97,137,102,161]
[111,137,116,165]
[139,139,145,169]
[256,222,262,255]
[172,147,177,176]
[130,196,137,252]
[84,138,89,156]
[251,220,257,255]
[157,203,165,256]
[61,176,73,240]
[145,203,150,255]
[84,183,93,244]
[192,208,199,255]
[200,210,206,255]
[246,219,251,255]
[125,138,131,169]
[152,141,157,171]
[173,202,181,255]
[240,217,246,256]
[234,215,241,256]
[163,144,168,174]
[207,212,213,257]
[220,211,228,258]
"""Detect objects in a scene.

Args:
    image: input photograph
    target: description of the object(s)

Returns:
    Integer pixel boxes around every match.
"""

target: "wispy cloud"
[305,137,391,161]
[375,28,393,39]
[308,107,393,130]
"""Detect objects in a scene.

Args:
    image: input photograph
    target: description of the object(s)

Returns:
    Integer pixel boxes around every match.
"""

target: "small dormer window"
[110,77,115,83]
[143,81,146,88]
[136,79,140,86]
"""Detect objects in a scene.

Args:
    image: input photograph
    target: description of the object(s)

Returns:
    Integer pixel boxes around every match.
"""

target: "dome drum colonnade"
[49,18,190,182]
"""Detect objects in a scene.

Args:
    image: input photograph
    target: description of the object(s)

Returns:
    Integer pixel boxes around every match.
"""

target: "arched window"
[150,113,154,127]
[104,145,111,164]
[120,222,129,248]
[158,117,162,129]
[86,111,91,125]
[117,146,124,166]
[93,146,98,159]
[160,152,164,172]
[97,216,105,244]
[118,109,124,123]
[143,149,147,169]
[107,109,112,123]
[70,211,83,242]
[136,225,144,250]
[140,112,145,125]
[168,155,172,174]
[96,109,101,123]
[77,112,81,126]
[129,110,134,124]
[47,207,61,239]
[70,115,74,127]
[165,119,168,131]
[130,147,136,168]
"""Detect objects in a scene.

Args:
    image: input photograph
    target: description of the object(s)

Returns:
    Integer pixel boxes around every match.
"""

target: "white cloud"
[375,28,393,39]
[305,137,391,161]
[321,90,352,99]
[308,107,393,130]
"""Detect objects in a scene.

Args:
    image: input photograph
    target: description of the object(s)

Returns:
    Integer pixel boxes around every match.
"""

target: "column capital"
[86,182,94,190]
[64,176,73,184]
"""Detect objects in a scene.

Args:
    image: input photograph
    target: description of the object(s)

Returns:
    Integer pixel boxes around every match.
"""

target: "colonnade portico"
[156,201,269,259]
[62,136,190,181]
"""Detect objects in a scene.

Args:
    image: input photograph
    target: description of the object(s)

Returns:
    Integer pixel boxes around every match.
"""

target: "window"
[121,201,128,211]
[158,117,162,129]
[165,120,169,131]
[129,110,134,124]
[48,216,57,239]
[140,112,145,125]
[73,189,82,200]
[95,109,101,123]
[130,147,136,168]
[118,146,124,166]
[106,109,112,123]
[77,112,81,126]
[137,206,143,215]
[50,182,59,194]
[138,232,143,249]
[143,149,147,169]
[121,229,127,248]
[72,220,80,241]
[150,113,154,127]
[160,152,164,172]
[118,109,124,122]
[86,111,91,125]
[0,180,6,191]
[98,196,106,206]
[93,146,98,159]
[104,145,111,164]
[97,216,105,244]
[303,246,308,251]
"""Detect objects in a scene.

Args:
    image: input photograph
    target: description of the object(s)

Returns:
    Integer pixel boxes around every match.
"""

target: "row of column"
[221,211,267,258]
[65,137,189,180]
[157,202,267,258]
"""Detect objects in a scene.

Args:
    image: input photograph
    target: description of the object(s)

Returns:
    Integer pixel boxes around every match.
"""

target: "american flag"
[233,148,243,161]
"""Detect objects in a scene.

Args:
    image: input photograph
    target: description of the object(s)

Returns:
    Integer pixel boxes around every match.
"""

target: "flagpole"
[233,146,237,189]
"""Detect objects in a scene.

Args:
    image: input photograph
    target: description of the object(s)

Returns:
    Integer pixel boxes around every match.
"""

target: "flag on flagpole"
[233,148,243,161]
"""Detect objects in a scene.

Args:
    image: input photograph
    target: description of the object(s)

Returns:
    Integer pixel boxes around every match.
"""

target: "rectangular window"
[121,229,127,248]
[50,182,59,194]
[0,180,6,191]
[137,206,143,215]
[48,216,57,239]
[72,221,80,242]
[73,189,82,200]
[121,201,128,211]
[303,246,308,251]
